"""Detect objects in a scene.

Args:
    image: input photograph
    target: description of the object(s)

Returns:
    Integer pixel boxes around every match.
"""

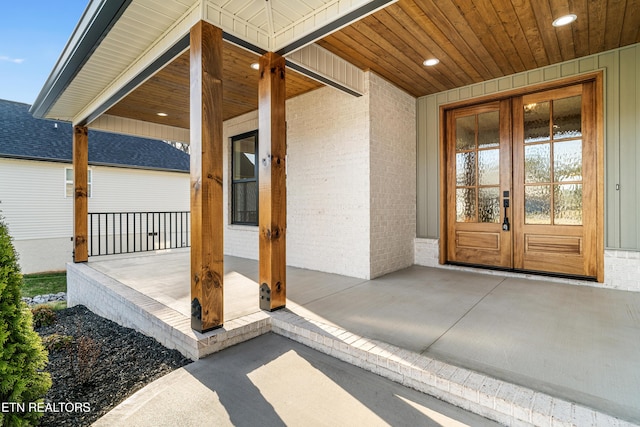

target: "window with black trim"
[231,130,258,225]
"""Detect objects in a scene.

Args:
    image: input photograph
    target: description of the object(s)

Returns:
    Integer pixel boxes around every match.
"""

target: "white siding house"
[0,100,190,273]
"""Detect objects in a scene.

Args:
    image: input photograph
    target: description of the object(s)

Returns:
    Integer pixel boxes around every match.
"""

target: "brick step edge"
[269,309,637,427]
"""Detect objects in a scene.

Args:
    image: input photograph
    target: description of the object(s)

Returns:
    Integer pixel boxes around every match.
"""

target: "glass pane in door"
[456,152,476,186]
[553,96,582,139]
[525,185,551,224]
[524,144,550,183]
[478,149,499,185]
[456,116,476,150]
[554,184,582,225]
[553,140,582,182]
[455,111,501,224]
[478,111,500,148]
[456,188,477,222]
[523,93,583,226]
[479,187,500,223]
[524,101,550,142]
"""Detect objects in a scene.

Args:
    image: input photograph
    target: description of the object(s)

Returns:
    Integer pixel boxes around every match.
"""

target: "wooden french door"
[445,81,600,279]
[446,100,513,268]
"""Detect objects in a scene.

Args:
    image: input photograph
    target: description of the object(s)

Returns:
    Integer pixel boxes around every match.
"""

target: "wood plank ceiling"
[318,0,640,97]
[106,0,640,128]
[106,41,322,128]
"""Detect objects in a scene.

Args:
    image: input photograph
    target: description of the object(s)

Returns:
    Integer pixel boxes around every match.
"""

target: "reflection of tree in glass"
[457,188,476,222]
[525,143,550,183]
[479,187,499,223]
[524,101,550,143]
[554,140,582,182]
[554,184,583,225]
[458,151,476,222]
[525,185,551,224]
[553,96,582,140]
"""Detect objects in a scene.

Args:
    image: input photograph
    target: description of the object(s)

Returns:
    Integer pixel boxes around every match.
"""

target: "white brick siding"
[369,73,416,278]
[286,77,372,278]
[414,238,440,268]
[222,113,260,260]
[221,89,372,278]
[223,72,417,279]
[604,250,640,291]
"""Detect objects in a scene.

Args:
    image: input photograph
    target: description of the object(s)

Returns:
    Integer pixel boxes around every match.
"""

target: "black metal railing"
[88,211,190,256]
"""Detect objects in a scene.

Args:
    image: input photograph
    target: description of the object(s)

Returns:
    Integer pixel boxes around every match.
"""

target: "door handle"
[502,198,510,231]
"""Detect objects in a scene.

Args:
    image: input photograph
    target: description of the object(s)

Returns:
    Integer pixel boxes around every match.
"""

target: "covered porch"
[68,251,640,426]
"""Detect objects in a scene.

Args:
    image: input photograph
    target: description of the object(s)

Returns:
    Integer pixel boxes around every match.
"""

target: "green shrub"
[42,334,74,352]
[30,305,57,328]
[0,217,52,426]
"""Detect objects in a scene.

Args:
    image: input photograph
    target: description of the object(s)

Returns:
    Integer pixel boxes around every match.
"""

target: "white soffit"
[204,0,396,53]
[40,0,392,125]
[47,0,198,123]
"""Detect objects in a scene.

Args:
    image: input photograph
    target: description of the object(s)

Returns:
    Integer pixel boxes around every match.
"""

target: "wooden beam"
[190,21,224,332]
[258,52,287,311]
[73,125,88,262]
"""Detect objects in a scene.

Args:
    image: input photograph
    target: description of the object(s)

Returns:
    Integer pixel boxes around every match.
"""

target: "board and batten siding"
[0,157,189,273]
[417,43,640,250]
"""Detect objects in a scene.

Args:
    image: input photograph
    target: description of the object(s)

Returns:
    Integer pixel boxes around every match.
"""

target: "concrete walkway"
[84,251,640,425]
[94,333,500,426]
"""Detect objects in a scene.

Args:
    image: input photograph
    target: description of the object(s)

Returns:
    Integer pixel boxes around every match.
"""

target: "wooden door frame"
[439,71,604,282]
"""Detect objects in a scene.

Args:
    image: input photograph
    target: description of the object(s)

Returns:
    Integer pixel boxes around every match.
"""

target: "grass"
[22,272,67,298]
[44,301,68,311]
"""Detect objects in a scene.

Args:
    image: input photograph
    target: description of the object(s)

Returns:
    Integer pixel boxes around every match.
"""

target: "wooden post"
[73,125,88,262]
[189,21,224,332]
[258,52,287,311]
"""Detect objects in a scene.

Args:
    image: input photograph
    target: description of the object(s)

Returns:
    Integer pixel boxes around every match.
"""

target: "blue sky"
[0,0,88,105]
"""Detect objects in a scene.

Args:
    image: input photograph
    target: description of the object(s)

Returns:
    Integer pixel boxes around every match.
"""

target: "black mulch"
[35,305,192,426]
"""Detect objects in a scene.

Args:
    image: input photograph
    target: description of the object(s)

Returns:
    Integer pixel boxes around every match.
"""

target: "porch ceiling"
[32,0,640,129]
[316,0,640,97]
[104,44,322,127]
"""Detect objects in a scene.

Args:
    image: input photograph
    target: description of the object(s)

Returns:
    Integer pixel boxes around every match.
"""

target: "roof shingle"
[0,99,189,172]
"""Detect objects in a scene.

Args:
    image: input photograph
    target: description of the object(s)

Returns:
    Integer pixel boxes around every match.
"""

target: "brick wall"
[414,238,440,268]
[223,72,417,280]
[223,113,260,260]
[222,82,371,277]
[369,73,416,278]
[286,77,372,278]
[605,250,640,291]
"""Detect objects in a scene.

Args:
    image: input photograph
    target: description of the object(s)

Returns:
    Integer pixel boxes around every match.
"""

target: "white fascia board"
[273,0,367,51]
[274,0,397,54]
[72,2,202,126]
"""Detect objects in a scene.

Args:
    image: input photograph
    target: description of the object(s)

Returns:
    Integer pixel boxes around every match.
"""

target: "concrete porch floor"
[68,250,640,426]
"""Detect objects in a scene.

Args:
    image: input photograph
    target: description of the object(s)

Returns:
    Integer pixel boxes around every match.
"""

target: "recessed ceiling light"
[156,112,168,117]
[250,62,259,70]
[552,14,577,27]
[423,58,439,66]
